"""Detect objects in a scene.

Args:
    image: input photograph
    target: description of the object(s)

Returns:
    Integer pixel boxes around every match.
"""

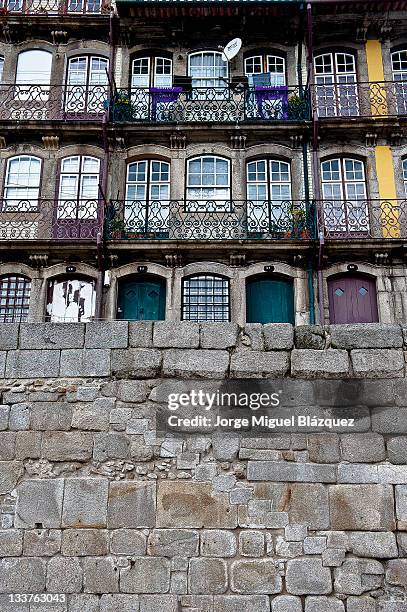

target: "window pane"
[16,50,52,85]
[0,275,31,322]
[183,274,230,322]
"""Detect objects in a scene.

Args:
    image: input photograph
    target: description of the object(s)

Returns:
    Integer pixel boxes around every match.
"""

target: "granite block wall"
[0,322,407,611]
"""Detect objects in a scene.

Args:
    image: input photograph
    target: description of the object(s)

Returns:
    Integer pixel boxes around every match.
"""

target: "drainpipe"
[306,1,325,325]
[95,8,116,320]
[299,5,315,325]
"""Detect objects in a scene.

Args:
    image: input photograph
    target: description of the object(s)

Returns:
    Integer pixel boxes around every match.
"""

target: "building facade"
[0,0,406,325]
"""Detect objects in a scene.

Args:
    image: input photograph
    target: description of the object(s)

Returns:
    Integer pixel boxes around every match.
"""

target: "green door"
[118,276,166,320]
[246,276,294,324]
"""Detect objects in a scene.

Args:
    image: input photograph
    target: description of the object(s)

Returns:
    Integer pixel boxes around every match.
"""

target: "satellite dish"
[222,38,242,62]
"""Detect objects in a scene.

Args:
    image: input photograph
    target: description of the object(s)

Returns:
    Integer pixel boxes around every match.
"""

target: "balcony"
[0,0,109,14]
[0,84,108,121]
[105,200,316,241]
[110,86,311,124]
[312,81,407,120]
[318,199,407,239]
[0,199,103,241]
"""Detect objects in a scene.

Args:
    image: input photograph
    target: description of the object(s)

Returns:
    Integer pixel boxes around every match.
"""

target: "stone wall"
[0,321,407,611]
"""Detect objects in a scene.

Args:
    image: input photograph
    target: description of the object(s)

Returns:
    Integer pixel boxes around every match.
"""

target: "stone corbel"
[109,253,119,268]
[164,252,183,267]
[0,136,6,149]
[290,133,304,149]
[29,254,49,269]
[170,133,186,150]
[390,132,404,147]
[356,26,368,42]
[365,133,377,148]
[51,31,67,45]
[374,251,389,266]
[229,253,246,267]
[230,134,247,150]
[42,136,59,151]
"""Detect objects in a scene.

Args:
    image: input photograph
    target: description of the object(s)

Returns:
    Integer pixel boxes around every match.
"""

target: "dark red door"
[328,274,378,324]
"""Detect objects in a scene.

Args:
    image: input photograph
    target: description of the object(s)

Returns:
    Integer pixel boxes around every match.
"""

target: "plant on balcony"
[287,94,309,120]
[111,92,134,121]
[108,217,125,239]
[284,206,310,239]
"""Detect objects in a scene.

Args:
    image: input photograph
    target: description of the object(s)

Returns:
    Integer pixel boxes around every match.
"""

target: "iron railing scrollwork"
[0,84,108,121]
[311,80,407,119]
[317,199,407,239]
[0,198,103,240]
[0,0,109,14]
[105,199,317,241]
[109,86,311,124]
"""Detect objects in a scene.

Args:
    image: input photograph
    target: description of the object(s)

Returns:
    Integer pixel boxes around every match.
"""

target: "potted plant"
[287,93,310,120]
[108,217,125,239]
[111,92,133,121]
[285,207,310,239]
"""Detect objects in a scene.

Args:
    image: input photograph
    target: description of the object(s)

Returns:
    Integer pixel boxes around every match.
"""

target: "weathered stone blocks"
[6,350,57,378]
[156,482,237,528]
[285,558,332,594]
[163,349,229,378]
[154,321,200,349]
[200,322,239,349]
[20,322,85,349]
[120,557,171,593]
[188,558,228,594]
[85,321,129,349]
[111,348,161,378]
[62,478,109,528]
[291,349,349,378]
[263,323,294,350]
[230,351,289,377]
[329,485,395,530]
[60,348,110,377]
[15,479,64,528]
[330,324,403,349]
[231,559,282,594]
[108,481,156,528]
[351,349,404,378]
[147,529,199,557]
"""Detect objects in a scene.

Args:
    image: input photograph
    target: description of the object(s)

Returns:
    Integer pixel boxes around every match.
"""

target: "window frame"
[15,48,53,86]
[0,274,31,323]
[244,53,286,86]
[187,50,229,89]
[130,55,173,89]
[2,154,42,210]
[125,158,171,204]
[57,155,101,221]
[181,273,231,322]
[185,154,231,211]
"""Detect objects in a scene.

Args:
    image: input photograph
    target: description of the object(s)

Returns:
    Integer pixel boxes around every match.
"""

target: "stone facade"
[0,322,406,610]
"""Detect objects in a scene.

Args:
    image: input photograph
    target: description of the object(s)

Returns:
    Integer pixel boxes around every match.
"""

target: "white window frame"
[244,54,286,86]
[125,159,170,233]
[188,50,228,97]
[403,158,407,197]
[65,55,109,114]
[391,49,407,115]
[186,155,231,211]
[58,155,101,220]
[314,51,358,117]
[321,157,368,233]
[246,159,292,231]
[131,56,173,89]
[3,155,42,210]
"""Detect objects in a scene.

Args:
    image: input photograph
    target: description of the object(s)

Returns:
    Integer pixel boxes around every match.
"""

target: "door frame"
[327,271,379,324]
[245,272,295,324]
[116,272,166,321]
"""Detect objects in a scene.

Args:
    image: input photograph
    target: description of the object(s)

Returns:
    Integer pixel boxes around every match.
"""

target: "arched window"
[182,274,230,322]
[65,55,108,114]
[3,155,41,210]
[46,277,96,322]
[391,49,407,115]
[314,51,358,117]
[131,56,172,89]
[124,159,170,236]
[16,49,52,85]
[245,54,286,86]
[321,157,368,235]
[0,275,31,322]
[246,159,292,233]
[188,51,228,99]
[186,155,230,211]
[58,155,100,220]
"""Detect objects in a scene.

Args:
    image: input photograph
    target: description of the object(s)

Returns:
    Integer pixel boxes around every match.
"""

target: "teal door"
[118,276,166,320]
[246,276,294,324]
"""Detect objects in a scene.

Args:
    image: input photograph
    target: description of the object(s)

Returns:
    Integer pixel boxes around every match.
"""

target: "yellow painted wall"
[375,145,399,238]
[365,40,388,116]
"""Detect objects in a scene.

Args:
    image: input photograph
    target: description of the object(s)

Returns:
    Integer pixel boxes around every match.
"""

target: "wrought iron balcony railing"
[0,199,103,241]
[110,86,311,123]
[105,199,317,241]
[0,0,109,14]
[312,81,407,119]
[318,199,407,239]
[0,84,108,121]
